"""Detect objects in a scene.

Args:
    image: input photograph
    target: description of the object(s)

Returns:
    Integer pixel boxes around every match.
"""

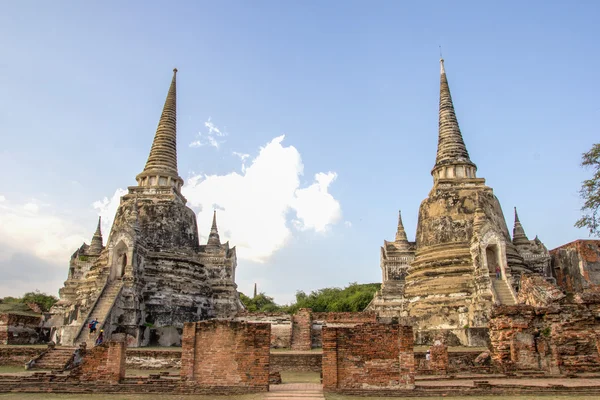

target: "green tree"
[0,290,58,312]
[286,282,380,314]
[239,292,282,312]
[576,143,600,236]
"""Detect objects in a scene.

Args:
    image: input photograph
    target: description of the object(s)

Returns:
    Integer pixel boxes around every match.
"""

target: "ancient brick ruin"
[47,69,244,348]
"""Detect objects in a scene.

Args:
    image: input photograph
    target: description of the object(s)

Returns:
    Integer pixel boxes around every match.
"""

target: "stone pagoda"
[368,59,548,346]
[48,69,243,347]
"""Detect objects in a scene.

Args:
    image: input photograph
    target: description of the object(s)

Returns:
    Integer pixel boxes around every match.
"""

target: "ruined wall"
[0,346,44,366]
[270,353,322,372]
[180,320,270,390]
[517,274,566,307]
[322,323,414,391]
[0,314,41,345]
[311,311,378,348]
[551,240,600,293]
[291,308,312,351]
[489,304,600,374]
[70,341,126,383]
[234,312,292,348]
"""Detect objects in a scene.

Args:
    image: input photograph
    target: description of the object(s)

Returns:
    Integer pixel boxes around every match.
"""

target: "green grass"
[0,366,28,374]
[280,371,321,383]
[325,396,600,400]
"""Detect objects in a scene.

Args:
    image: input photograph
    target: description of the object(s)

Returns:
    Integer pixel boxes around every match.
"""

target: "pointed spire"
[253,283,257,298]
[432,59,477,181]
[88,217,103,254]
[512,207,530,246]
[136,69,184,191]
[207,210,221,247]
[395,210,408,242]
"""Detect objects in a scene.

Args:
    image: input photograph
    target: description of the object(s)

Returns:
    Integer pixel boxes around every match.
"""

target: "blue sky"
[0,1,598,303]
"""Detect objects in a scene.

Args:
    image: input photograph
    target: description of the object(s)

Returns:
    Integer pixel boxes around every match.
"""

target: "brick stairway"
[491,276,516,305]
[30,347,76,370]
[266,383,324,399]
[73,280,123,346]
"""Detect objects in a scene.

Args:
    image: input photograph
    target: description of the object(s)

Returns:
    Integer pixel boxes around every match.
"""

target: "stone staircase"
[266,383,324,399]
[30,347,76,370]
[74,280,123,346]
[491,277,516,305]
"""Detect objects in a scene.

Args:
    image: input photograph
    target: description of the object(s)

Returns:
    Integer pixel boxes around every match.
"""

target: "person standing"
[495,265,501,279]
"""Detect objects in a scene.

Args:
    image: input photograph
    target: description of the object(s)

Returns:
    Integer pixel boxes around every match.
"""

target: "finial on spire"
[88,216,104,255]
[512,207,530,246]
[136,69,184,192]
[431,57,477,181]
[207,210,221,247]
[253,283,257,299]
[395,210,409,244]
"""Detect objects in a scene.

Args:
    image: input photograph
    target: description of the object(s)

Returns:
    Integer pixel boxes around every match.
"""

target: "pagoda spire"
[136,69,184,191]
[432,59,477,182]
[512,207,530,246]
[395,210,408,242]
[88,217,103,254]
[207,210,221,247]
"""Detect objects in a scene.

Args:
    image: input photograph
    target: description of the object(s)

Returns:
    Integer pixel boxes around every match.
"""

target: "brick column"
[429,343,448,375]
[321,327,338,390]
[398,325,415,386]
[107,341,126,383]
[180,322,197,381]
[291,308,313,351]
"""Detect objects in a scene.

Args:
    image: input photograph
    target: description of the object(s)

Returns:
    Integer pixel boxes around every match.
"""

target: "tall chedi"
[49,69,243,347]
[401,59,530,345]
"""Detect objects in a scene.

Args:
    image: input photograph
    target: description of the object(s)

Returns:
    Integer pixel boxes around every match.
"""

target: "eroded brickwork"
[551,240,600,293]
[291,308,312,351]
[322,323,414,391]
[70,341,126,383]
[0,314,41,345]
[180,320,269,390]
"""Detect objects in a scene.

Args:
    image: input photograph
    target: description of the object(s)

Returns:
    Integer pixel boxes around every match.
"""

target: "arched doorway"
[486,244,500,276]
[110,241,128,281]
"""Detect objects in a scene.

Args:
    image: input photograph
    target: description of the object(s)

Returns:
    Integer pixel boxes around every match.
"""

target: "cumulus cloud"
[93,135,342,264]
[189,118,227,149]
[183,135,342,263]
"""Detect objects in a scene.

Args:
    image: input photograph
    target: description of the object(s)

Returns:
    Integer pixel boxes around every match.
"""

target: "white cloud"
[344,221,352,228]
[0,196,86,265]
[183,135,342,263]
[0,195,5,202]
[23,202,40,213]
[92,188,128,240]
[189,118,227,149]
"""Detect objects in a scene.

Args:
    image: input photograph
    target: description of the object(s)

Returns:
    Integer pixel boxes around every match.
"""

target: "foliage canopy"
[238,282,380,314]
[0,290,58,312]
[576,143,600,236]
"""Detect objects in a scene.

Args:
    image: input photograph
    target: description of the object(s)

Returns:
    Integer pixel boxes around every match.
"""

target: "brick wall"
[270,352,322,372]
[429,343,448,374]
[70,341,126,383]
[180,320,270,390]
[0,346,45,366]
[322,323,414,391]
[291,308,312,351]
[234,312,292,348]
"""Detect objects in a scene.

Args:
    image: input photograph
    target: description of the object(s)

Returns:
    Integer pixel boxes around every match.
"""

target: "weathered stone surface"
[517,274,566,307]
[48,70,243,347]
[0,313,41,345]
[551,240,600,294]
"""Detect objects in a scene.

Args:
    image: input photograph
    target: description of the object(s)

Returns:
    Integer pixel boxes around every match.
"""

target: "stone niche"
[322,323,415,391]
[180,320,270,391]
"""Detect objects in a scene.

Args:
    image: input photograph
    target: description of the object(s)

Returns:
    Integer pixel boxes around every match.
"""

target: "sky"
[0,1,598,304]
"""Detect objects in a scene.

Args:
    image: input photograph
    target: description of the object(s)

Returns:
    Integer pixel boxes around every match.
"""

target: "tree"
[239,292,282,312]
[0,290,58,312]
[576,143,600,236]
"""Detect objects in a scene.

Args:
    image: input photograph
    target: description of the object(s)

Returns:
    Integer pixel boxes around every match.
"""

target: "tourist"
[88,319,99,336]
[425,349,431,361]
[495,265,501,279]
[95,330,104,346]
